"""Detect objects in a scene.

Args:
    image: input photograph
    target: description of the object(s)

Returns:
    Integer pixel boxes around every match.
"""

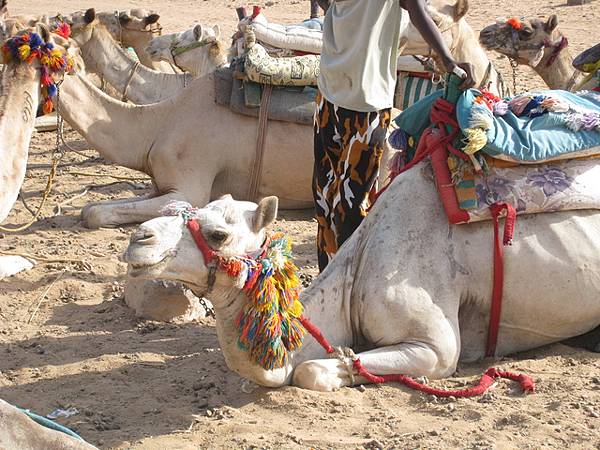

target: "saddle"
[390,80,600,224]
[214,63,316,126]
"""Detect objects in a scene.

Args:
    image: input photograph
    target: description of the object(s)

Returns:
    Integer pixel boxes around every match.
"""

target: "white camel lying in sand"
[479,15,596,91]
[54,70,314,227]
[124,168,600,391]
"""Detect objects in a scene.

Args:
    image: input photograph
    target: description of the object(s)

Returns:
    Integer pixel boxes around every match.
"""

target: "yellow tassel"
[462,128,487,155]
[18,44,31,60]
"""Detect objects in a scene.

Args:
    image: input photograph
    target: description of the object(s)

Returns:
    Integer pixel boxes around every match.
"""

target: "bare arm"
[399,0,474,88]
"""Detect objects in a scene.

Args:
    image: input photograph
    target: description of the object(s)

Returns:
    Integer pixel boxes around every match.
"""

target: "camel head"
[123,195,279,299]
[146,23,227,74]
[97,9,162,48]
[68,8,161,48]
[479,15,561,67]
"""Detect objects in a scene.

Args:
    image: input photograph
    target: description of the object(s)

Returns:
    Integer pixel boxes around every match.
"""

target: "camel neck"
[58,73,161,173]
[211,266,340,387]
[0,64,39,221]
[536,38,581,90]
[80,26,190,103]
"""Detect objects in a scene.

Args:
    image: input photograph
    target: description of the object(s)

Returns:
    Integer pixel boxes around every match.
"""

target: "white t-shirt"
[318,0,403,112]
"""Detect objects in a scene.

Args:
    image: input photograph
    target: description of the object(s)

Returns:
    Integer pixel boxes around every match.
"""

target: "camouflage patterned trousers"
[313,92,391,271]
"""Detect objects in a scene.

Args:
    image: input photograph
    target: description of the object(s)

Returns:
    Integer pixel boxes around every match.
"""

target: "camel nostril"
[131,229,157,245]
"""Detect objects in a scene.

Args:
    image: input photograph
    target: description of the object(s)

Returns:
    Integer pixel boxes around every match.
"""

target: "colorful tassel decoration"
[506,17,523,30]
[160,202,308,370]
[2,29,75,116]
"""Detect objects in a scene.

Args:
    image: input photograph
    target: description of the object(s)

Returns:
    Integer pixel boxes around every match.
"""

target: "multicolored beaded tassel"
[236,233,306,370]
[1,28,74,114]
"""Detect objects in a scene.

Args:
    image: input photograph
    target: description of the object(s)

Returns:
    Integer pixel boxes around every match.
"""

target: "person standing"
[313,0,474,271]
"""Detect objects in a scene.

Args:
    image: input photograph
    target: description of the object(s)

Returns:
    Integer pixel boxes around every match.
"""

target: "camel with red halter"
[122,177,600,391]
[479,15,596,91]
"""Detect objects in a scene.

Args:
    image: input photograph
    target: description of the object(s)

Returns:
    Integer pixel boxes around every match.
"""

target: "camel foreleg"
[292,340,459,392]
[81,192,186,228]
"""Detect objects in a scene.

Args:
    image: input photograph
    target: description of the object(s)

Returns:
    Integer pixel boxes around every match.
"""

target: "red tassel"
[42,98,54,115]
[41,72,53,86]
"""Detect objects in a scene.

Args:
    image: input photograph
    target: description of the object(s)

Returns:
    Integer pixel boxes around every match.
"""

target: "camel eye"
[208,230,229,245]
[520,27,533,38]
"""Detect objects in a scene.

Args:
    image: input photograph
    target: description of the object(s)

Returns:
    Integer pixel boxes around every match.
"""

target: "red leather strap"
[187,219,218,266]
[486,202,516,357]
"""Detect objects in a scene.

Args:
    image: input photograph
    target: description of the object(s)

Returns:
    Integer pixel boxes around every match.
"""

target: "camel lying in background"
[150,0,508,96]
[52,70,314,228]
[123,170,600,390]
[479,15,596,91]
[3,2,166,71]
[67,10,213,104]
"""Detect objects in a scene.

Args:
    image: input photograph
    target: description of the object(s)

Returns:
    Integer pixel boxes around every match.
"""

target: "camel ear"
[193,24,204,41]
[0,0,7,17]
[37,23,51,43]
[145,13,160,25]
[118,12,132,25]
[84,8,96,24]
[453,0,469,21]
[252,196,278,233]
[212,24,221,39]
[544,14,558,33]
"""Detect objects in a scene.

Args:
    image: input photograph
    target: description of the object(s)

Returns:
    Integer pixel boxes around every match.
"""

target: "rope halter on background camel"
[503,17,570,92]
[162,201,306,370]
[1,27,74,114]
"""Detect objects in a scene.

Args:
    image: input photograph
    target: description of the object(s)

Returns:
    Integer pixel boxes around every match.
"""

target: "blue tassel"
[388,128,409,151]
[29,33,43,49]
[46,83,57,98]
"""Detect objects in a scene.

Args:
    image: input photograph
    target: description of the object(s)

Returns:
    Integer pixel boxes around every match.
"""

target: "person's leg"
[312,92,340,272]
[331,108,391,249]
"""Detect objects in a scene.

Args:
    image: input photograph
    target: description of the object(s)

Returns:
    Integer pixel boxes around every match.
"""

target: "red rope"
[486,202,516,357]
[299,316,334,354]
[299,314,535,397]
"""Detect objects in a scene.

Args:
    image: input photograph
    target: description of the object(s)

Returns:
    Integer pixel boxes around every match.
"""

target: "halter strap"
[186,219,218,266]
[544,36,568,68]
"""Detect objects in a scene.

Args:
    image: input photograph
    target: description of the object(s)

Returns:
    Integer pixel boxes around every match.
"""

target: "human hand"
[442,59,476,90]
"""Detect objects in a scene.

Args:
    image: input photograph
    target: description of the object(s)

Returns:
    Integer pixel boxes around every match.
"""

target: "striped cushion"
[394,72,443,110]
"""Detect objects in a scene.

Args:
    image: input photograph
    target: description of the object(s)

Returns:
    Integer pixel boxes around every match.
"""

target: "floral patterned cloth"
[456,157,600,222]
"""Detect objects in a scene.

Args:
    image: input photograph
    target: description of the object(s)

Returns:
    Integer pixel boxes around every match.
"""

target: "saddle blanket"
[457,89,600,163]
[214,66,315,126]
[449,155,600,222]
[391,85,600,224]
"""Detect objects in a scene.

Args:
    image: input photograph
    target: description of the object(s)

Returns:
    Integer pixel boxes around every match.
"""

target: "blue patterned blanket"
[456,89,600,163]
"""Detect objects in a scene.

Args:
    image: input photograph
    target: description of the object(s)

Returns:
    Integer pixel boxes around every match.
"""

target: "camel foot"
[0,256,34,280]
[292,359,350,391]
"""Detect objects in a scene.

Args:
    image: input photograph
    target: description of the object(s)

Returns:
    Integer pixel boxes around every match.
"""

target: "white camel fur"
[0,28,76,279]
[123,169,600,391]
[56,71,314,228]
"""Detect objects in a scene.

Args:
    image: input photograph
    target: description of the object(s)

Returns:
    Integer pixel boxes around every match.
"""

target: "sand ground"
[2,0,600,448]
